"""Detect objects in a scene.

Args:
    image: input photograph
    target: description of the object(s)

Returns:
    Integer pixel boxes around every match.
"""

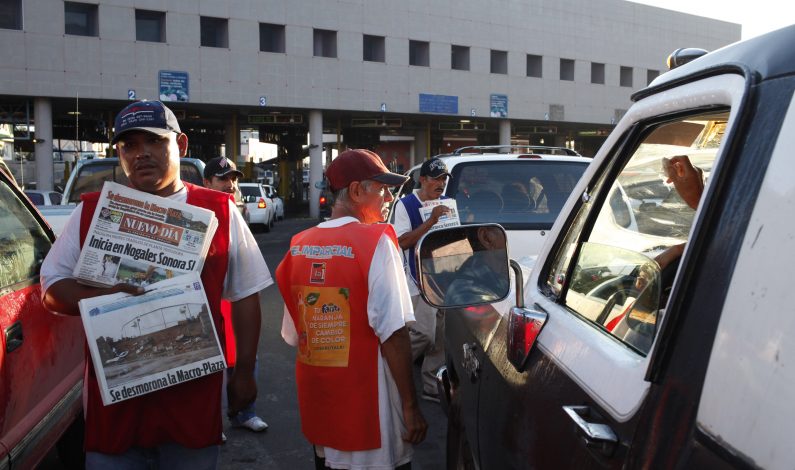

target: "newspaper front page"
[78,272,226,406]
[420,199,461,230]
[73,182,218,287]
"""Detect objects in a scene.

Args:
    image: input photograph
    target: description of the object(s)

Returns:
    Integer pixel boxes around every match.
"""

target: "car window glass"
[179,162,203,186]
[50,192,63,205]
[240,186,261,198]
[445,161,587,229]
[551,111,727,355]
[68,163,130,203]
[0,181,53,289]
[26,192,45,205]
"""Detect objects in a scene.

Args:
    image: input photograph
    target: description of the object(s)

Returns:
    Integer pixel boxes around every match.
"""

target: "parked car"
[416,26,795,469]
[0,167,85,469]
[262,184,285,220]
[37,158,206,236]
[239,182,275,232]
[24,189,63,206]
[390,146,591,261]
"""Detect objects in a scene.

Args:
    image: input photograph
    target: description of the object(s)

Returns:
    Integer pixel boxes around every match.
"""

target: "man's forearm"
[397,218,436,250]
[43,279,142,316]
[231,293,262,374]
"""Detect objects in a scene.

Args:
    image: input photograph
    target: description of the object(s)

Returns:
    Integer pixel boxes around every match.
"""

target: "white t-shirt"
[41,187,273,302]
[280,216,415,470]
[391,191,422,296]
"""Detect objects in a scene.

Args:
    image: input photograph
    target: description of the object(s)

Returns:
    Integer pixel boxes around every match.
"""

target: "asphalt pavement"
[41,215,447,469]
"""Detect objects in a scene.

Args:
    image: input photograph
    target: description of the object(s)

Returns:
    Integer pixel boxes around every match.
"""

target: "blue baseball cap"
[111,100,181,144]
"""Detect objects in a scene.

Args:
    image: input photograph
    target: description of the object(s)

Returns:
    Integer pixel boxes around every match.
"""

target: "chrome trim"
[435,366,451,416]
[6,380,82,468]
[562,405,617,456]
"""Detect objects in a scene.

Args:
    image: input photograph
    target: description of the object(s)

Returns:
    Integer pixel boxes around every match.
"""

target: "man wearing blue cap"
[41,100,272,469]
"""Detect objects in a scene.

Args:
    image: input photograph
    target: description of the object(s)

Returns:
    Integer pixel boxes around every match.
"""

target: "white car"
[262,184,285,220]
[391,146,592,261]
[238,183,275,232]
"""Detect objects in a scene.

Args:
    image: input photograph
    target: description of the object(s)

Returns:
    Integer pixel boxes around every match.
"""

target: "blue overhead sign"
[159,70,189,102]
[490,94,508,118]
[419,93,459,114]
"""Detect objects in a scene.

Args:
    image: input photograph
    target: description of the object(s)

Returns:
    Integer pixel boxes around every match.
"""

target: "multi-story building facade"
[0,0,739,214]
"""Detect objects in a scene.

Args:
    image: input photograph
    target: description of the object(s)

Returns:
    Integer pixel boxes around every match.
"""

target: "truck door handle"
[5,321,23,353]
[562,405,617,457]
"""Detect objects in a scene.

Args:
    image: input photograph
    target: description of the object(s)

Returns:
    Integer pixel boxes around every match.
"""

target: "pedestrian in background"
[204,156,269,433]
[276,149,427,469]
[391,157,452,402]
[41,100,271,469]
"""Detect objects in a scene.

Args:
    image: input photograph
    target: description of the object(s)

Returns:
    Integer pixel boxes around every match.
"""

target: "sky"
[630,1,791,40]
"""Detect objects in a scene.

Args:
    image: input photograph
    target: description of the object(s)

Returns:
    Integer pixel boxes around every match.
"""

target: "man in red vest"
[41,100,272,469]
[276,149,427,469]
[203,156,269,434]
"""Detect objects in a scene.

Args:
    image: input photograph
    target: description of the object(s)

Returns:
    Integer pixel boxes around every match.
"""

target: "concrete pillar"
[308,110,323,218]
[499,119,511,152]
[224,114,239,167]
[414,129,428,164]
[34,98,54,191]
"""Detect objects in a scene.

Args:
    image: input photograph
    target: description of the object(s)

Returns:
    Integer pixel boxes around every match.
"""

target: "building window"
[591,62,605,84]
[491,50,507,74]
[451,45,469,71]
[526,54,542,78]
[560,58,574,81]
[363,34,385,62]
[64,2,98,37]
[200,16,228,48]
[409,40,429,67]
[0,0,22,30]
[260,23,285,53]
[620,66,633,87]
[313,28,337,58]
[136,10,165,43]
[647,69,660,85]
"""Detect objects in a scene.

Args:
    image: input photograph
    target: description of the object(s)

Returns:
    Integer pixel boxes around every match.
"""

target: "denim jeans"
[86,443,219,470]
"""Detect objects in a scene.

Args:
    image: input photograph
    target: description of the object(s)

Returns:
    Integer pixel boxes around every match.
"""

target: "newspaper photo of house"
[79,272,226,405]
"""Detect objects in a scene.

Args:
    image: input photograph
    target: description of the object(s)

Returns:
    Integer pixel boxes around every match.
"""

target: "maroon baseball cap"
[325,149,408,192]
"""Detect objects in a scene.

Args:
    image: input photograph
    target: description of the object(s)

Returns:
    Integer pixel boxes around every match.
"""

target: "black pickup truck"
[417,25,795,469]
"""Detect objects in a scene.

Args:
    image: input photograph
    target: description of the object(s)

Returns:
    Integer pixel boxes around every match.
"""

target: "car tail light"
[319,196,327,205]
[258,198,267,209]
[507,306,547,372]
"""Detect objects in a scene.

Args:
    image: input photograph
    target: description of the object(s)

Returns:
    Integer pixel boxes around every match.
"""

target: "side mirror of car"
[416,224,511,308]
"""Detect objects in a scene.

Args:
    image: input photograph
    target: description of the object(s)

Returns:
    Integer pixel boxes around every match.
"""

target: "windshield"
[445,161,588,230]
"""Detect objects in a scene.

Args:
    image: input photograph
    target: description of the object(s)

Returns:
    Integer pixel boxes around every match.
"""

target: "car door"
[0,174,85,466]
[472,73,748,468]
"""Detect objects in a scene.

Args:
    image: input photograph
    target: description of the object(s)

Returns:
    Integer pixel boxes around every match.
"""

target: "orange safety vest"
[79,182,231,452]
[276,221,398,451]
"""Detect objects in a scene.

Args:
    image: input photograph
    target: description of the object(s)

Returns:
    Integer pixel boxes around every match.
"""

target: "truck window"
[68,163,130,203]
[0,180,52,289]
[546,110,728,355]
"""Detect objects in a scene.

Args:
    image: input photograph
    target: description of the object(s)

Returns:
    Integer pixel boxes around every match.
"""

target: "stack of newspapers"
[76,182,226,405]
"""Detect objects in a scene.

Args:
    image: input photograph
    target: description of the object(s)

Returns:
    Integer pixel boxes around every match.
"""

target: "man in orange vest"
[276,149,427,469]
[41,100,271,469]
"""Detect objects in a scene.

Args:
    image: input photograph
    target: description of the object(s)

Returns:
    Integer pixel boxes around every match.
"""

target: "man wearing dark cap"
[391,157,452,402]
[276,149,427,469]
[40,100,272,469]
[203,156,269,434]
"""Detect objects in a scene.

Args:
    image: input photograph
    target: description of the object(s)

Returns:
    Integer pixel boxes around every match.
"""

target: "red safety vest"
[79,182,231,453]
[275,221,398,451]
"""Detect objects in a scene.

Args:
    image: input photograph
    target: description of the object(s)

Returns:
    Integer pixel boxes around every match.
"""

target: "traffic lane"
[220,217,446,469]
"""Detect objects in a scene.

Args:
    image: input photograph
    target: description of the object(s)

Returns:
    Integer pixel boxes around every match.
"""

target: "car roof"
[75,157,205,166]
[637,24,795,101]
[407,147,591,173]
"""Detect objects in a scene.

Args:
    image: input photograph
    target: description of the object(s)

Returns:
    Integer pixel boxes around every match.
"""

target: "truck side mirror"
[416,224,511,308]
